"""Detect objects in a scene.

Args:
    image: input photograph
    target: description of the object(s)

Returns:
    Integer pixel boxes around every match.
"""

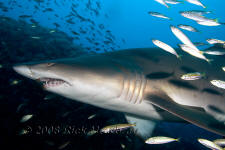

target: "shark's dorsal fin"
[146,91,225,136]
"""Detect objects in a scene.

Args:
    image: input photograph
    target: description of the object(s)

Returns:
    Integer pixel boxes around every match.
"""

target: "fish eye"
[47,63,55,67]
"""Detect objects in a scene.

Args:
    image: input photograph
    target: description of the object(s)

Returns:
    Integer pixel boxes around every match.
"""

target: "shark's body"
[13,48,225,137]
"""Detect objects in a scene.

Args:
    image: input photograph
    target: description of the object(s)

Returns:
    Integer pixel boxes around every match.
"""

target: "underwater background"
[0,0,224,150]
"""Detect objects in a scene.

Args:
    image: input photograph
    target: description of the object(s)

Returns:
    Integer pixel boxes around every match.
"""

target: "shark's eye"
[47,63,55,67]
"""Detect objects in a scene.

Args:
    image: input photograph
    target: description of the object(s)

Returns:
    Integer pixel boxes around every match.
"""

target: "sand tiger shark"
[13,48,225,137]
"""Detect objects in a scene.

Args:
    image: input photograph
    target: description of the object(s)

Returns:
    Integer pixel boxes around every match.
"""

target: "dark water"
[0,0,224,150]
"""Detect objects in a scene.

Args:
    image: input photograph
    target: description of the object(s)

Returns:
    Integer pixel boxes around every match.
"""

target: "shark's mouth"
[38,78,70,88]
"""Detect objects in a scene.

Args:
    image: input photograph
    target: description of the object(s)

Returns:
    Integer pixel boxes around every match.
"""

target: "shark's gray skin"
[13,48,225,137]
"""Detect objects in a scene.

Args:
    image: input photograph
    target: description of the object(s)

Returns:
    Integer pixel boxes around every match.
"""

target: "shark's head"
[13,58,124,105]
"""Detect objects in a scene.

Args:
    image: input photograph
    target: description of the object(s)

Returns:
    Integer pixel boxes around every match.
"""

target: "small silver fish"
[165,0,182,4]
[31,36,41,39]
[202,50,225,56]
[178,24,199,32]
[210,80,225,89]
[10,80,21,85]
[148,12,171,20]
[152,39,180,59]
[180,11,214,23]
[170,25,199,51]
[49,30,56,33]
[145,136,179,144]
[185,0,206,8]
[154,0,170,8]
[207,39,225,45]
[222,67,225,71]
[58,141,70,150]
[179,44,211,63]
[121,143,126,149]
[88,114,96,120]
[86,130,98,137]
[180,11,203,22]
[100,124,135,133]
[19,129,30,135]
[197,19,221,26]
[186,10,212,15]
[20,114,33,123]
[198,139,223,150]
[181,72,205,80]
[213,139,225,147]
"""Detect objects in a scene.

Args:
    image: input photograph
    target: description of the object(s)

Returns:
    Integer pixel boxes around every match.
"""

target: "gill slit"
[129,71,138,103]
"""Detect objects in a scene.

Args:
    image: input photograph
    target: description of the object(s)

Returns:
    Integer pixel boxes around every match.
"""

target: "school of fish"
[151,0,225,90]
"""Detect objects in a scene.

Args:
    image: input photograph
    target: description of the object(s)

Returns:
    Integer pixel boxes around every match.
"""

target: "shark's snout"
[13,65,33,78]
[13,64,72,90]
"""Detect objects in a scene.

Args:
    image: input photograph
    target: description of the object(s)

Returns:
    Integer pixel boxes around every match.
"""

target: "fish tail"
[200,51,204,54]
[175,138,180,142]
[202,72,207,79]
[202,72,206,76]
[177,54,182,60]
[206,59,213,64]
[208,11,213,14]
[214,18,219,23]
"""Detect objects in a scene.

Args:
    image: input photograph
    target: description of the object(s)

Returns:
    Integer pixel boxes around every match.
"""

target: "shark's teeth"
[38,78,69,88]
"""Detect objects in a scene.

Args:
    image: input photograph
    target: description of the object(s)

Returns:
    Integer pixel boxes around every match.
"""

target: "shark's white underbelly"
[86,95,182,122]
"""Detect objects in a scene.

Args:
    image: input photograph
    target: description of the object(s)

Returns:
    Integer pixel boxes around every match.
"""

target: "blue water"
[1,0,225,50]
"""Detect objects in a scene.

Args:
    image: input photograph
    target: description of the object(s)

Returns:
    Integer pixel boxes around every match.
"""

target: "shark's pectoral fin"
[146,92,225,136]
[125,114,156,139]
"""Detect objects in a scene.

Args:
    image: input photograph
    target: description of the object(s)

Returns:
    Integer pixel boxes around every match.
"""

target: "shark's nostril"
[47,63,55,67]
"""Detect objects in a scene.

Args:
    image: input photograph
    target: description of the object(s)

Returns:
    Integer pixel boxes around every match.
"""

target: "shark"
[13,48,225,138]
